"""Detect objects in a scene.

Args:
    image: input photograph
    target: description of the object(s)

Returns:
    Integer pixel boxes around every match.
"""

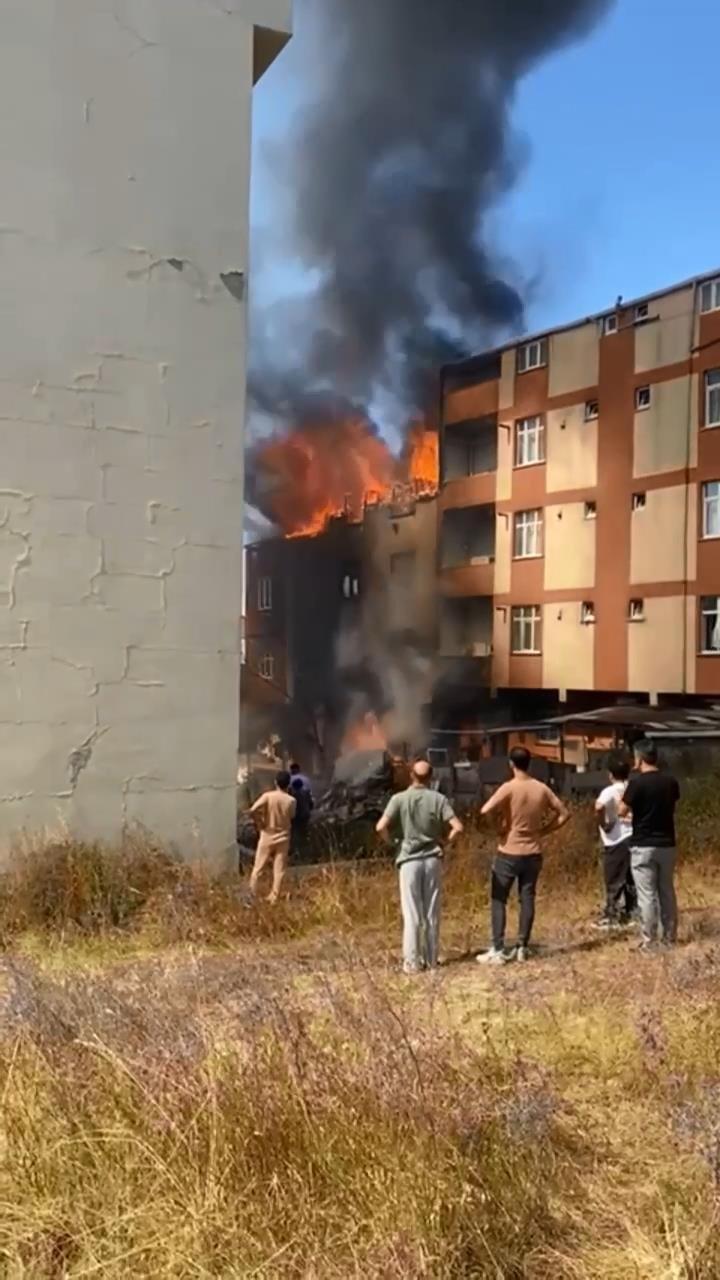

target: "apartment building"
[439,269,720,705]
[244,491,439,761]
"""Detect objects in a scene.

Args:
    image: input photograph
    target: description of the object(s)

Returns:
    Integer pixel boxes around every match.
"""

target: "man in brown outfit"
[478,746,570,964]
[248,771,296,904]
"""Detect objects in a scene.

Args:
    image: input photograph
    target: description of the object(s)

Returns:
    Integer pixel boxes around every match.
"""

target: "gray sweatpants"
[398,856,442,972]
[631,846,678,944]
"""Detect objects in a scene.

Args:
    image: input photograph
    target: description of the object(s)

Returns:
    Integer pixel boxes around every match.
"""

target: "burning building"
[244,422,440,770]
[245,266,720,779]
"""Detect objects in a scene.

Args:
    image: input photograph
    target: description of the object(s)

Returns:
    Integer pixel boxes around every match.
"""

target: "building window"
[259,653,275,681]
[632,492,647,511]
[515,415,545,467]
[601,314,618,336]
[580,602,596,625]
[629,598,645,622]
[635,386,651,410]
[702,481,720,538]
[701,596,720,653]
[584,399,599,421]
[513,509,543,559]
[705,370,720,428]
[258,576,272,612]
[700,279,720,314]
[342,572,360,599]
[535,726,561,745]
[584,500,597,520]
[511,605,542,655]
[634,302,649,322]
[517,338,548,374]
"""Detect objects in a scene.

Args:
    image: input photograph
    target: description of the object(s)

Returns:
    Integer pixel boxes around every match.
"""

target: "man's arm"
[480,782,509,818]
[544,788,571,834]
[595,794,613,835]
[440,796,463,844]
[376,795,399,844]
[617,779,635,821]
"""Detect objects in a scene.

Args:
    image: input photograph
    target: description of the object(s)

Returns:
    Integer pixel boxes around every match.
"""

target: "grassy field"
[1,782,720,1277]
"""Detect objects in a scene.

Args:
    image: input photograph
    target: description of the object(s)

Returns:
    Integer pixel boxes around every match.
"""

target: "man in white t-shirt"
[594,753,638,928]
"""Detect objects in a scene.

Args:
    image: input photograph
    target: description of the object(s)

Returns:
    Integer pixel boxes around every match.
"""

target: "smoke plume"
[250,0,613,425]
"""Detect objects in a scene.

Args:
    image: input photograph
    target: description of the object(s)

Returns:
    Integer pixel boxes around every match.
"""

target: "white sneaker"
[514,945,530,963]
[477,948,508,966]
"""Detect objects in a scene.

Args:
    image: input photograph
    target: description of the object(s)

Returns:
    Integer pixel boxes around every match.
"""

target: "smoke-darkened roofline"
[441,264,720,380]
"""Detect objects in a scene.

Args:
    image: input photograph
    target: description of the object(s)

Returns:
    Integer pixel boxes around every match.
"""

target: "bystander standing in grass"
[619,739,680,952]
[248,771,296,904]
[478,747,570,965]
[594,753,637,928]
[376,760,463,974]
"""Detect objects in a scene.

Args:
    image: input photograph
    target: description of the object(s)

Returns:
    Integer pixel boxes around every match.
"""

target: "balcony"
[441,417,497,511]
[439,561,495,597]
[439,504,495,596]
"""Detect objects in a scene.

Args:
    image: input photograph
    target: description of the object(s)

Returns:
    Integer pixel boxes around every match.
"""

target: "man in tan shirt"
[478,746,570,964]
[248,771,296,904]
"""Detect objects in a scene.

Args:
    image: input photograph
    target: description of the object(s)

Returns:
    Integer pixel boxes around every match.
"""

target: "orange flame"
[342,711,388,753]
[407,423,439,491]
[253,417,439,539]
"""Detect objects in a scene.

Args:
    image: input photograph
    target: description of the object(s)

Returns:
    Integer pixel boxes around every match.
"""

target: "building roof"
[441,265,720,381]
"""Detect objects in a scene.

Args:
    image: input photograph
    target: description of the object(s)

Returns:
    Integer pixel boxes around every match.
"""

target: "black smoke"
[250,0,613,426]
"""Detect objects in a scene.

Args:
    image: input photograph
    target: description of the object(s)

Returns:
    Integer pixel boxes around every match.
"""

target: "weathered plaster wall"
[0,0,290,862]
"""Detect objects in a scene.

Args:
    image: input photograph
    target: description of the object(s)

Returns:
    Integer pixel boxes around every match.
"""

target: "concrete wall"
[633,375,697,477]
[544,503,596,591]
[0,0,291,861]
[542,602,595,692]
[546,404,598,492]
[548,322,599,397]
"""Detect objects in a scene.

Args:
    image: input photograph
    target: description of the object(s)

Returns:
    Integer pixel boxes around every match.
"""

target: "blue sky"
[251,0,720,345]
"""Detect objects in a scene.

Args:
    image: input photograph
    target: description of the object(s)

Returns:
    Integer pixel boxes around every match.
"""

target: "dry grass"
[0,780,720,1276]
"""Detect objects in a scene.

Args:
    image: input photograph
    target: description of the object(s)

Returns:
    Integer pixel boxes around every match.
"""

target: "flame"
[407,423,439,491]
[342,711,388,753]
[252,416,439,539]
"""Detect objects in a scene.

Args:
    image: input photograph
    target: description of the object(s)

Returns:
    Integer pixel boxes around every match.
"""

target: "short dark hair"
[289,762,300,774]
[276,770,291,790]
[634,739,658,766]
[608,752,630,782]
[509,745,531,772]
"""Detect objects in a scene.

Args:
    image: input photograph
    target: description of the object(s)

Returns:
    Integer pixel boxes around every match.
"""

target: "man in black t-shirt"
[618,739,680,950]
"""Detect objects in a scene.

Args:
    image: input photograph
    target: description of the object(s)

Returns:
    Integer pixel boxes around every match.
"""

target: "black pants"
[290,818,310,860]
[491,853,543,950]
[602,838,637,919]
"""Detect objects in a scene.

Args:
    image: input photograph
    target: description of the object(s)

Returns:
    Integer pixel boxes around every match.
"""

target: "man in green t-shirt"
[376,760,463,973]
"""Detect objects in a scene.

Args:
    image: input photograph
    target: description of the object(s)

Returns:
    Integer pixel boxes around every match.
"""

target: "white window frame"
[584,501,597,520]
[629,598,645,622]
[515,415,545,468]
[635,386,651,411]
[580,602,596,625]
[259,652,275,681]
[632,492,647,511]
[634,302,649,322]
[601,314,618,336]
[513,509,543,559]
[702,481,720,539]
[700,279,720,314]
[517,338,548,374]
[700,596,720,654]
[511,605,542,655]
[258,576,272,612]
[584,399,599,421]
[705,370,720,428]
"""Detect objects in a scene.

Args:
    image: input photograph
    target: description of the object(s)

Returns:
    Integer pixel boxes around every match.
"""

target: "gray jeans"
[398,856,442,971]
[631,846,678,944]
